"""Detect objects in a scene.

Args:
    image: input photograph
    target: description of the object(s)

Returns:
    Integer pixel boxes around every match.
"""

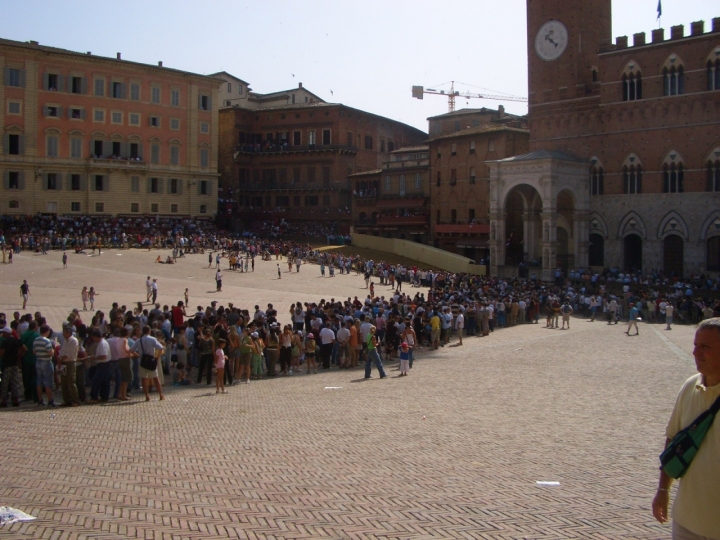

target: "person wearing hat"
[399,342,410,376]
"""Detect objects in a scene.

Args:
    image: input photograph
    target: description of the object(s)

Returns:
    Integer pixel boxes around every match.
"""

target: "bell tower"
[526,0,611,113]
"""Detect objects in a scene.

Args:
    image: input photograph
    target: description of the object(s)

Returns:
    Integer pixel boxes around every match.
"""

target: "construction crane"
[412,81,527,112]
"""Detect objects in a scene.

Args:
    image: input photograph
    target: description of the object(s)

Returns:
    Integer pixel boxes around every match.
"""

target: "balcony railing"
[434,221,490,234]
[363,215,429,226]
[90,157,147,169]
[235,144,358,155]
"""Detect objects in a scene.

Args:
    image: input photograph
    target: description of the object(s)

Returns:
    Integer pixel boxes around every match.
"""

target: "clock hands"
[545,34,558,47]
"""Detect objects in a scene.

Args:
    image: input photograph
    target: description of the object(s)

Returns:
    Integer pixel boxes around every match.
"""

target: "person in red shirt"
[171,301,186,337]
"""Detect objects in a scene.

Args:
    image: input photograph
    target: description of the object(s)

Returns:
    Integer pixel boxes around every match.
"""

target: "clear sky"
[1,0,717,132]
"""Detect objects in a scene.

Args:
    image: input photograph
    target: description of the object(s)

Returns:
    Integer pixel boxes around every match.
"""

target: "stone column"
[540,211,559,282]
[574,210,590,268]
[488,210,505,277]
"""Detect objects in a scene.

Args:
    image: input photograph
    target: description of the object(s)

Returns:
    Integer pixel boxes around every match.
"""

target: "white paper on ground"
[0,506,37,525]
[324,387,343,390]
[535,481,560,486]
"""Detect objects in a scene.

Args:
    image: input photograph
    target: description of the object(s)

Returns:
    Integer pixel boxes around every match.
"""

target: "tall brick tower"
[526,0,611,114]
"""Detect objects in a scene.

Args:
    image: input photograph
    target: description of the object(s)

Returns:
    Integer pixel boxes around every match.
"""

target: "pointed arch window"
[663,153,684,193]
[707,48,720,91]
[623,164,642,194]
[622,69,642,101]
[663,66,685,96]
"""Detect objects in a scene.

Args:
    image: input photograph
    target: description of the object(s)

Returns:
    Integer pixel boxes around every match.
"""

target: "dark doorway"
[623,234,642,272]
[663,235,684,277]
[589,234,604,267]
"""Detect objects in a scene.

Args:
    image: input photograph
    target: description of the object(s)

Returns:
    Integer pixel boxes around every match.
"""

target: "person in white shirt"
[130,326,165,401]
[58,324,80,406]
[665,302,675,330]
[319,322,335,369]
[336,321,351,368]
[455,311,465,346]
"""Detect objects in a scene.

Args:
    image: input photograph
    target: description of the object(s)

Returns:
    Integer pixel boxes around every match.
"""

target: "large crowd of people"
[2,237,720,408]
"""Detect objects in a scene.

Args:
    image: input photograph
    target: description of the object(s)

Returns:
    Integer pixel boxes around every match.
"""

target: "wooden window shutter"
[146,178,152,193]
[81,77,88,94]
[104,176,110,192]
[43,72,49,90]
[56,173,63,191]
[157,178,164,194]
[3,171,9,189]
[2,133,8,154]
[177,179,183,195]
[42,173,48,190]
[57,75,64,92]
[18,171,26,190]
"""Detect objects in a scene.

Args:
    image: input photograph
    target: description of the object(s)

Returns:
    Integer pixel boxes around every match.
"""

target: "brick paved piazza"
[0,249,698,539]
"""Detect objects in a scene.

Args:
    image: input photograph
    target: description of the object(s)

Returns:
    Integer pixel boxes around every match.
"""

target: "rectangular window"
[8,134,21,155]
[169,178,179,194]
[364,135,373,150]
[293,131,301,145]
[200,148,209,168]
[451,209,457,223]
[46,135,59,157]
[111,81,124,98]
[149,116,159,127]
[199,94,210,111]
[70,107,84,120]
[94,78,105,97]
[384,175,391,191]
[8,172,20,189]
[171,89,180,107]
[112,141,122,157]
[93,140,103,158]
[150,177,160,193]
[450,169,457,186]
[151,144,160,164]
[130,83,140,101]
[388,141,395,152]
[71,76,83,94]
[470,141,476,154]
[451,143,457,156]
[71,202,81,212]
[380,139,386,152]
[200,180,209,195]
[129,143,140,159]
[170,118,180,130]
[71,174,81,190]
[151,86,161,104]
[131,202,139,212]
[70,138,82,158]
[470,167,476,185]
[94,175,104,191]
[95,202,104,212]
[8,101,21,114]
[6,68,23,87]
[47,173,58,190]
[46,73,59,91]
[200,122,209,134]
[129,113,140,126]
[415,173,421,189]
[151,203,159,213]
[170,146,179,165]
[170,203,178,213]
[308,130,316,145]
[469,208,476,222]
[322,129,331,145]
[45,105,60,118]
[93,109,105,123]
[305,195,319,206]
[111,111,122,124]
[131,176,140,192]
[436,172,441,187]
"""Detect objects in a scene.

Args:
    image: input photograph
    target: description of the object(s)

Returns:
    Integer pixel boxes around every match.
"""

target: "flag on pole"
[657,0,662,19]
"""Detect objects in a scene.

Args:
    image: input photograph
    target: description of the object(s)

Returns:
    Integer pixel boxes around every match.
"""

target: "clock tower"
[526,0,611,111]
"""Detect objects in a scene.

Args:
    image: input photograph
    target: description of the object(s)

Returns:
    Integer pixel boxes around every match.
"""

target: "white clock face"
[535,21,568,61]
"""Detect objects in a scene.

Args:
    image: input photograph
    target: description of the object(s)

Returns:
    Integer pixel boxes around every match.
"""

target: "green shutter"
[2,133,8,154]
[43,72,49,90]
[42,173,48,190]
[3,171,9,189]
[56,173,63,191]
[177,179,183,195]
[57,75,64,92]
[157,178,164,194]
[104,176,109,192]
[18,171,25,190]
[79,174,86,191]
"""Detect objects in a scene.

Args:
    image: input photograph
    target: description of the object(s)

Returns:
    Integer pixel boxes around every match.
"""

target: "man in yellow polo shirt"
[652,318,720,539]
[430,311,441,350]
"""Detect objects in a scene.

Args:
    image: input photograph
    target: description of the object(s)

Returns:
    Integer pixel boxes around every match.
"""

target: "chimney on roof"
[298,82,303,88]
[498,105,505,117]
[158,61,163,67]
[117,52,121,60]
[29,40,39,45]
[86,51,92,55]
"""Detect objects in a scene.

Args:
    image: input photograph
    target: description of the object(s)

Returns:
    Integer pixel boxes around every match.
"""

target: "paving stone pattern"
[0,250,699,538]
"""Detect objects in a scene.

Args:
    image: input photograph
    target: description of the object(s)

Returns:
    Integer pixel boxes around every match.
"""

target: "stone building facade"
[350,146,431,243]
[218,102,426,229]
[1,38,221,217]
[428,109,529,263]
[488,1,720,280]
